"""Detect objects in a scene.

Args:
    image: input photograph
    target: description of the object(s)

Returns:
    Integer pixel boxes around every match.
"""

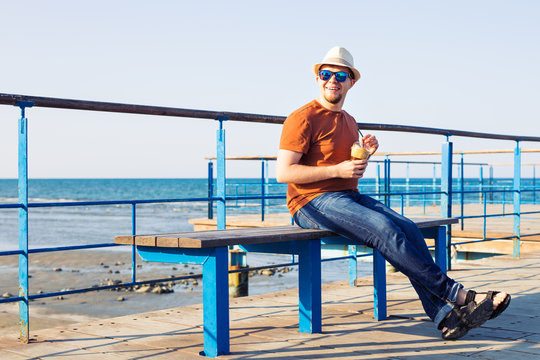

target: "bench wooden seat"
[114,216,457,358]
[115,225,337,248]
[115,217,456,248]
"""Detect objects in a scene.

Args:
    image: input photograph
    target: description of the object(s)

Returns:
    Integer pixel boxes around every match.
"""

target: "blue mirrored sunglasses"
[318,70,350,82]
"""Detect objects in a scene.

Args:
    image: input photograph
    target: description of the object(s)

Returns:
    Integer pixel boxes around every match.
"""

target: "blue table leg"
[298,239,322,333]
[202,246,229,357]
[373,249,387,320]
[434,225,447,274]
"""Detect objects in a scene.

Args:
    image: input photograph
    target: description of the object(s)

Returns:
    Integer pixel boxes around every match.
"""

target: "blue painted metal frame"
[460,154,464,230]
[420,226,448,274]
[372,249,386,320]
[348,245,357,287]
[298,239,321,333]
[241,241,324,334]
[131,204,137,283]
[240,241,302,254]
[202,246,229,357]
[208,161,214,219]
[441,140,453,271]
[384,157,391,207]
[136,245,230,357]
[260,160,265,221]
[319,225,447,321]
[264,160,269,210]
[216,117,228,231]
[513,141,521,258]
[137,239,326,356]
[17,101,33,343]
[240,226,447,331]
[319,236,386,320]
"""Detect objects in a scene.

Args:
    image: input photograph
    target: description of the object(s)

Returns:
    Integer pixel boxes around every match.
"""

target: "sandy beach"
[0,250,189,335]
[1,248,350,338]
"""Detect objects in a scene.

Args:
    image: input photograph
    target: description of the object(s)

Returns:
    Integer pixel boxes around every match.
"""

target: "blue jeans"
[293,190,461,327]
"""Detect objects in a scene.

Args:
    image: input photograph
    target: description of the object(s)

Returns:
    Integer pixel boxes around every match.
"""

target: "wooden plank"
[155,237,179,247]
[133,236,157,247]
[179,227,336,248]
[114,235,134,245]
[411,217,459,228]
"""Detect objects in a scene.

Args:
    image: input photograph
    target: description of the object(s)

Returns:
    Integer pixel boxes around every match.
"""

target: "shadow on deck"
[0,252,539,359]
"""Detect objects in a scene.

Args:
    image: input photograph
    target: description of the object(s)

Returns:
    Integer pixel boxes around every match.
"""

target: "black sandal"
[439,297,493,340]
[464,290,511,320]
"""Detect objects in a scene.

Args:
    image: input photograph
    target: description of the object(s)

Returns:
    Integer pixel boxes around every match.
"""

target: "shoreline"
[0,249,361,337]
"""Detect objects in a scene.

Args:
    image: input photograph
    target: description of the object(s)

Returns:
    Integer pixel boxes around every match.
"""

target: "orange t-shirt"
[279,100,360,215]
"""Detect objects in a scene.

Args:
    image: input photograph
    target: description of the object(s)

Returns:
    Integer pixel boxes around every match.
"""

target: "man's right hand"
[276,149,369,184]
[333,159,368,179]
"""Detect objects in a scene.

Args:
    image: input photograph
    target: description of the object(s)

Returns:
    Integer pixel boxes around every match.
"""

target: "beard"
[324,93,342,104]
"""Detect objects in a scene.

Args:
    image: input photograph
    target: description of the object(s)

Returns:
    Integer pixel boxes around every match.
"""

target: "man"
[276,46,510,339]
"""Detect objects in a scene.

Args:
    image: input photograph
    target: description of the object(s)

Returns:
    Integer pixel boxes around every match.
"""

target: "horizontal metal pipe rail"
[0,198,215,209]
[2,92,540,141]
[452,232,540,247]
[0,251,366,304]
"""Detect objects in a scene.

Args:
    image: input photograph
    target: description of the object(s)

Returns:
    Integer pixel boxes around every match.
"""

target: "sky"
[1,0,539,179]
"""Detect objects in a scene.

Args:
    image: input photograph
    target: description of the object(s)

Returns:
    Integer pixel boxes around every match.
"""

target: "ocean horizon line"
[0,176,532,181]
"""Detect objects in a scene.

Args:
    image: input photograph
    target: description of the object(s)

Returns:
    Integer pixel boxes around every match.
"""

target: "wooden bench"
[114,217,457,357]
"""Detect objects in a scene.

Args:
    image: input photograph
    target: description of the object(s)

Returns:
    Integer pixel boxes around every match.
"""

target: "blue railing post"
[432,164,437,206]
[131,203,137,283]
[216,117,228,230]
[406,162,410,207]
[513,141,521,258]
[264,160,269,207]
[441,138,453,271]
[503,188,506,214]
[479,166,484,203]
[384,157,391,207]
[208,161,214,219]
[376,163,381,200]
[460,153,464,230]
[483,190,487,239]
[489,165,494,201]
[532,165,536,204]
[16,100,33,343]
[260,160,265,222]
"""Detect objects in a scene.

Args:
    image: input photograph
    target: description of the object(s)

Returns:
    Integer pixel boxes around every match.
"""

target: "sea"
[0,177,537,251]
[0,178,368,296]
[0,177,537,298]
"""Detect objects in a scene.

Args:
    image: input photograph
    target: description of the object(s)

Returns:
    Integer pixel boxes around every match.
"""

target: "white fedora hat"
[312,46,361,80]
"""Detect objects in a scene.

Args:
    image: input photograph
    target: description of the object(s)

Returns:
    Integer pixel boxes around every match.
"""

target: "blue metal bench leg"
[348,245,357,287]
[373,249,387,320]
[434,225,448,274]
[298,239,322,333]
[202,246,230,357]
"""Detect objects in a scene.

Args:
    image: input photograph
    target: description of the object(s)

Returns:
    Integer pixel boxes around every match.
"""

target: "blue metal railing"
[1,92,540,342]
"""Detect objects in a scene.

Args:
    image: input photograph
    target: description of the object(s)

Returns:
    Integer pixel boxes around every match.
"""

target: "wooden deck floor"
[1,251,539,359]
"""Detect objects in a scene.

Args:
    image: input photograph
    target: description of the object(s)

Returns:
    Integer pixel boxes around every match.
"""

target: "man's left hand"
[362,134,379,155]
